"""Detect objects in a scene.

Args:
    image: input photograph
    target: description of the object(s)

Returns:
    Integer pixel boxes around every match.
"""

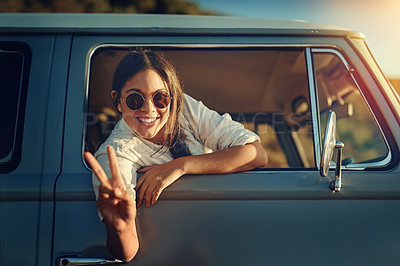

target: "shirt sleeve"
[182,94,260,151]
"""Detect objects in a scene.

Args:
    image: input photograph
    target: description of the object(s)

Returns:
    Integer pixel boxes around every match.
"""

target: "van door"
[54,36,400,266]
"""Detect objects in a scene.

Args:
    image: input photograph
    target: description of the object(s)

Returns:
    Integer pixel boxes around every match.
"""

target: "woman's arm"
[136,141,267,207]
[104,211,138,262]
[179,140,267,174]
[85,146,139,262]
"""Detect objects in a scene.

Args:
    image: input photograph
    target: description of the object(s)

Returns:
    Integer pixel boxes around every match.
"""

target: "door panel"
[54,170,400,265]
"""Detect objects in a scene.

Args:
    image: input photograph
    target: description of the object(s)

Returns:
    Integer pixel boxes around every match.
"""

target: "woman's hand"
[84,146,138,261]
[136,159,185,208]
[85,146,136,227]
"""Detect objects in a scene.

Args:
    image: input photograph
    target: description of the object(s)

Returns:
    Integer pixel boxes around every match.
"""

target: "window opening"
[86,46,315,168]
[0,42,31,172]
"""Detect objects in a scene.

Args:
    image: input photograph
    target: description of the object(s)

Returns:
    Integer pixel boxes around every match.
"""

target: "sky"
[193,0,400,78]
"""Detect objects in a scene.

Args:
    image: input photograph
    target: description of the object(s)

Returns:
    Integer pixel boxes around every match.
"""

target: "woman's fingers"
[86,147,132,201]
[97,186,116,210]
[137,179,163,208]
[144,183,159,208]
[98,184,114,196]
[84,151,111,188]
[97,192,118,207]
[107,146,125,187]
[151,188,162,206]
[85,146,125,190]
[136,165,155,173]
[136,180,149,207]
[98,185,133,209]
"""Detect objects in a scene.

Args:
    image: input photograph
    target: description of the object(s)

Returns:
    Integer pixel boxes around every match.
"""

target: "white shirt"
[92,94,260,202]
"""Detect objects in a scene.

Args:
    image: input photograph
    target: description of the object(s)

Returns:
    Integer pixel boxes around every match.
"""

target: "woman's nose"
[141,98,156,112]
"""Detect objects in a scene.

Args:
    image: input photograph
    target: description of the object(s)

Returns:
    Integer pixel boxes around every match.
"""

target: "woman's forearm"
[178,141,268,175]
[105,220,139,262]
[135,141,268,207]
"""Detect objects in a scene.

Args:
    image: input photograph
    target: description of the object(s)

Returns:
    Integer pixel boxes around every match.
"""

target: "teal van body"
[0,13,399,266]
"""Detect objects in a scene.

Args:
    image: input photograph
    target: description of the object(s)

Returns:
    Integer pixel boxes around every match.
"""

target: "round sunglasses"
[120,90,172,110]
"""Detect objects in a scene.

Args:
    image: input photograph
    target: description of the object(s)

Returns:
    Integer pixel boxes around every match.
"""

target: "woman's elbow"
[115,245,139,262]
[251,141,268,168]
[108,238,139,262]
[121,252,137,263]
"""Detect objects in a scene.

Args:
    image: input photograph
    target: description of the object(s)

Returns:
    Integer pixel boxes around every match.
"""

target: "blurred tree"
[0,0,219,14]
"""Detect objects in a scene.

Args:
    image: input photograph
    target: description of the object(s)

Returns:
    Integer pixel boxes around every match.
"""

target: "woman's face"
[116,69,171,143]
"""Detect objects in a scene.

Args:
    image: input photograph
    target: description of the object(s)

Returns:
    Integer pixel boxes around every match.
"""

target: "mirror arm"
[329,141,344,192]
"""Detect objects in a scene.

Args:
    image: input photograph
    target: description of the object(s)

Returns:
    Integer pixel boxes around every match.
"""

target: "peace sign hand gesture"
[84,146,139,261]
[84,145,136,231]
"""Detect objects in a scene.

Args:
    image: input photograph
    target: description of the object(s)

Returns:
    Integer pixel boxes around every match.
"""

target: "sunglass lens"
[153,91,170,108]
[126,93,144,110]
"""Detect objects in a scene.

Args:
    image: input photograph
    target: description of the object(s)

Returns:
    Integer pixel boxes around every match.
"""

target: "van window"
[85,47,315,168]
[0,42,31,172]
[313,50,390,167]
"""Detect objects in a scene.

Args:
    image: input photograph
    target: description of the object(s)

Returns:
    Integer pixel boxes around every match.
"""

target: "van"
[1,13,399,266]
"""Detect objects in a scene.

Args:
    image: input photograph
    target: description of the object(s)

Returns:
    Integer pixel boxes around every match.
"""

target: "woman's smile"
[137,116,159,126]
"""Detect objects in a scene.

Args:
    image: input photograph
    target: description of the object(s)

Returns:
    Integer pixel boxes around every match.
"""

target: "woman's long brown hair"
[111,48,189,157]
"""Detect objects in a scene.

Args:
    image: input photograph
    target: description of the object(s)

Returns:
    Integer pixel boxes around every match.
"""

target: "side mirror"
[320,110,344,192]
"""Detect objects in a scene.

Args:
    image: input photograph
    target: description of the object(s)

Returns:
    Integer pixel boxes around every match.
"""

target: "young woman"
[84,49,268,261]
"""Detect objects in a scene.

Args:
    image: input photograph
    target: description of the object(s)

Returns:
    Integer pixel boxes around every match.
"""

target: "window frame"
[310,47,392,170]
[0,42,31,173]
[83,44,393,172]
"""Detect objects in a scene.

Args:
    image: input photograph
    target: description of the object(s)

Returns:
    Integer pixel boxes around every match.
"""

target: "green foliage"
[0,0,220,14]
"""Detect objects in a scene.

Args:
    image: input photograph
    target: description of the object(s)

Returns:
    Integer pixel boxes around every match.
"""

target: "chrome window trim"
[81,45,96,171]
[311,48,392,169]
[87,43,332,50]
[306,48,321,170]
